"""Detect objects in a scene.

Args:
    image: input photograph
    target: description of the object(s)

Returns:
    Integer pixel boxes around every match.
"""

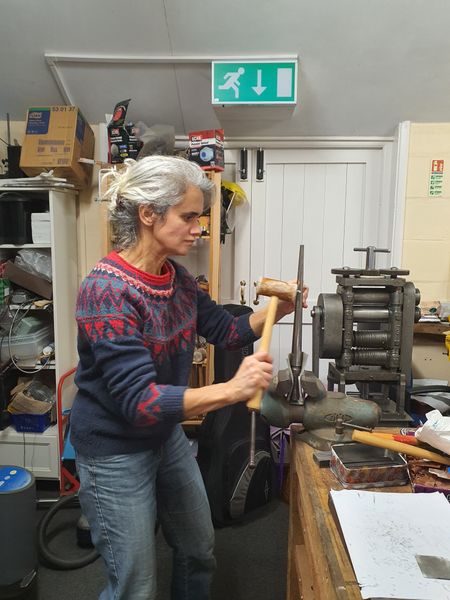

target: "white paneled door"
[227,145,394,378]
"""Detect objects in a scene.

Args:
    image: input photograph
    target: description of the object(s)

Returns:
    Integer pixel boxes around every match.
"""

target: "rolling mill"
[246,246,421,455]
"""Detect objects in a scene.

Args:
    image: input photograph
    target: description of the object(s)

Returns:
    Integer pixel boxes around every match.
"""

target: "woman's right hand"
[228,351,273,404]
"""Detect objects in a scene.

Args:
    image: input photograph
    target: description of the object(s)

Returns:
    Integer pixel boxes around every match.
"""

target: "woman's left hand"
[277,282,309,318]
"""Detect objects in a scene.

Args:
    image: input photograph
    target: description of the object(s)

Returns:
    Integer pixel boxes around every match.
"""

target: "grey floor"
[36,498,289,600]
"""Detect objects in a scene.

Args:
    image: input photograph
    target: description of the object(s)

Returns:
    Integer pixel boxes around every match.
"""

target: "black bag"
[196,304,276,528]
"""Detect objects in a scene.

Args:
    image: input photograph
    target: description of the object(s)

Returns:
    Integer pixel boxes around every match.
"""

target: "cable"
[37,493,99,570]
[410,385,450,395]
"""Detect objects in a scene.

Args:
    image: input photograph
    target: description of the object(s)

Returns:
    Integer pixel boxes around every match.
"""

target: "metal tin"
[330,442,409,488]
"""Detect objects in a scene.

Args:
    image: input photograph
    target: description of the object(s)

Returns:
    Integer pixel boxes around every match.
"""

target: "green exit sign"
[212,60,298,105]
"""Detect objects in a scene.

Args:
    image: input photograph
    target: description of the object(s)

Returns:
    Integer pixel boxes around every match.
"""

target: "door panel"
[343,164,365,266]
[221,150,253,305]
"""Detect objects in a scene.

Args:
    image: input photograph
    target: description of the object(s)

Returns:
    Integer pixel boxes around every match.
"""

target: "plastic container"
[0,324,53,363]
[0,192,47,245]
[31,212,51,244]
[10,412,52,433]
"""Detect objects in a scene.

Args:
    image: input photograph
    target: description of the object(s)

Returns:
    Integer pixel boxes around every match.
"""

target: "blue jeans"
[76,425,215,600]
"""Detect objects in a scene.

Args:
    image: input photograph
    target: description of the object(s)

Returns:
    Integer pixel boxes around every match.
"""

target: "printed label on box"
[26,108,51,135]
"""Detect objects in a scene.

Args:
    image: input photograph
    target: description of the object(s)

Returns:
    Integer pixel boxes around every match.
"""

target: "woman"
[71,155,306,600]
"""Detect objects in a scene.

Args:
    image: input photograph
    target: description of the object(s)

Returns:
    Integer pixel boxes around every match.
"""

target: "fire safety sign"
[429,159,444,196]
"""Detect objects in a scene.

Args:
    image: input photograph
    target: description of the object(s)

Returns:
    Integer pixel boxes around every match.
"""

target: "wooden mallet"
[246,278,297,467]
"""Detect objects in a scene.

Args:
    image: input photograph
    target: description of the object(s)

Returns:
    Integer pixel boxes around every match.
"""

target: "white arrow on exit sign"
[252,70,267,96]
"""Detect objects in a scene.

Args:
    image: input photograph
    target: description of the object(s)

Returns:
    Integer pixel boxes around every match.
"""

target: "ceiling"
[2,0,450,138]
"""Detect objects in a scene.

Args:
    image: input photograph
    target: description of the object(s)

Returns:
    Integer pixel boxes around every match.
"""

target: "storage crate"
[10,412,51,433]
[0,323,53,364]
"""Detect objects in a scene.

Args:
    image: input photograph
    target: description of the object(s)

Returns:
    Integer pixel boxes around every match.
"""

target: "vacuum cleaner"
[0,466,38,599]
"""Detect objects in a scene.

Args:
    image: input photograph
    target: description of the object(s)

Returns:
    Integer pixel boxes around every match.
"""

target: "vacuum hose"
[37,493,99,570]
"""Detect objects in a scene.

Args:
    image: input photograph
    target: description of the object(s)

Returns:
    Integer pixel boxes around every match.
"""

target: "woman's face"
[152,185,204,256]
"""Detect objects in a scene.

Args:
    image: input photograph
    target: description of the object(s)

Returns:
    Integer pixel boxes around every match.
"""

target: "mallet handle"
[246,296,279,411]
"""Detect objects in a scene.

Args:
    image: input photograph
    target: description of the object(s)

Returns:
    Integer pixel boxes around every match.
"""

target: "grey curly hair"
[102,156,215,249]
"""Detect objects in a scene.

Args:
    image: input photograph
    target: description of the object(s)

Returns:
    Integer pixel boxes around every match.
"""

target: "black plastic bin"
[0,193,46,245]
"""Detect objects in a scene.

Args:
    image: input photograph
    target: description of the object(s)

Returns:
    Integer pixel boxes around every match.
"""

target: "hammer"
[246,278,298,467]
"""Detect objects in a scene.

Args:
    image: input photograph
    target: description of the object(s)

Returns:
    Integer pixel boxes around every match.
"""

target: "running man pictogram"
[218,67,245,99]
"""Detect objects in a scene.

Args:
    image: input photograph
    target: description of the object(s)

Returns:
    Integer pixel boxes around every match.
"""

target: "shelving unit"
[0,186,78,481]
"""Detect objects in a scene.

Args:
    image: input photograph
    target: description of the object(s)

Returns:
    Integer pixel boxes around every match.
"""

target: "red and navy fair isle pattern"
[76,253,197,367]
[70,251,257,457]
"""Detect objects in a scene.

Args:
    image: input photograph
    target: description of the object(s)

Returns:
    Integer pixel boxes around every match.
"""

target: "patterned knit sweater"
[70,251,257,457]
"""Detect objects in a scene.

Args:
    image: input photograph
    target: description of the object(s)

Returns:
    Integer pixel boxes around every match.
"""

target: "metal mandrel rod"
[249,411,256,469]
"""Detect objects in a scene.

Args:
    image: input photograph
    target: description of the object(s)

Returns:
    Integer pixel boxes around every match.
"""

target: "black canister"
[0,193,47,245]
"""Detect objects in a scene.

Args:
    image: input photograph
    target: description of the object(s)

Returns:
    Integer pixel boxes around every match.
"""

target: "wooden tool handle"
[371,432,419,445]
[352,430,450,466]
[246,296,279,411]
[256,278,297,303]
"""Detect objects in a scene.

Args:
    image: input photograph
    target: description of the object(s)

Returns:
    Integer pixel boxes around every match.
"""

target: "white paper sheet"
[416,410,450,454]
[330,490,450,599]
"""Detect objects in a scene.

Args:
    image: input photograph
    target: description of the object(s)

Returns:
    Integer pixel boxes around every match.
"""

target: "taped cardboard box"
[8,381,54,415]
[3,260,52,300]
[19,106,95,188]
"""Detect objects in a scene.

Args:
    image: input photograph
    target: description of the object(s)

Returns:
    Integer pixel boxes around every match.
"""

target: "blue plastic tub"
[10,412,51,433]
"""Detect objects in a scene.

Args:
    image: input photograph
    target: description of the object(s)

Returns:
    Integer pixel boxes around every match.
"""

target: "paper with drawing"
[330,489,450,599]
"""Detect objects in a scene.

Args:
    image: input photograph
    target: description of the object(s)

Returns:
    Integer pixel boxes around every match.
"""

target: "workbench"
[286,430,411,600]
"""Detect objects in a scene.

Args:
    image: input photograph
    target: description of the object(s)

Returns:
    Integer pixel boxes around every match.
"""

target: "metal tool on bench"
[246,246,381,459]
[311,246,421,425]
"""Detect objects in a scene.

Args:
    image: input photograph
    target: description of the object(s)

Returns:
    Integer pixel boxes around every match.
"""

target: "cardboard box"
[4,261,52,300]
[188,129,224,171]
[19,106,95,188]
